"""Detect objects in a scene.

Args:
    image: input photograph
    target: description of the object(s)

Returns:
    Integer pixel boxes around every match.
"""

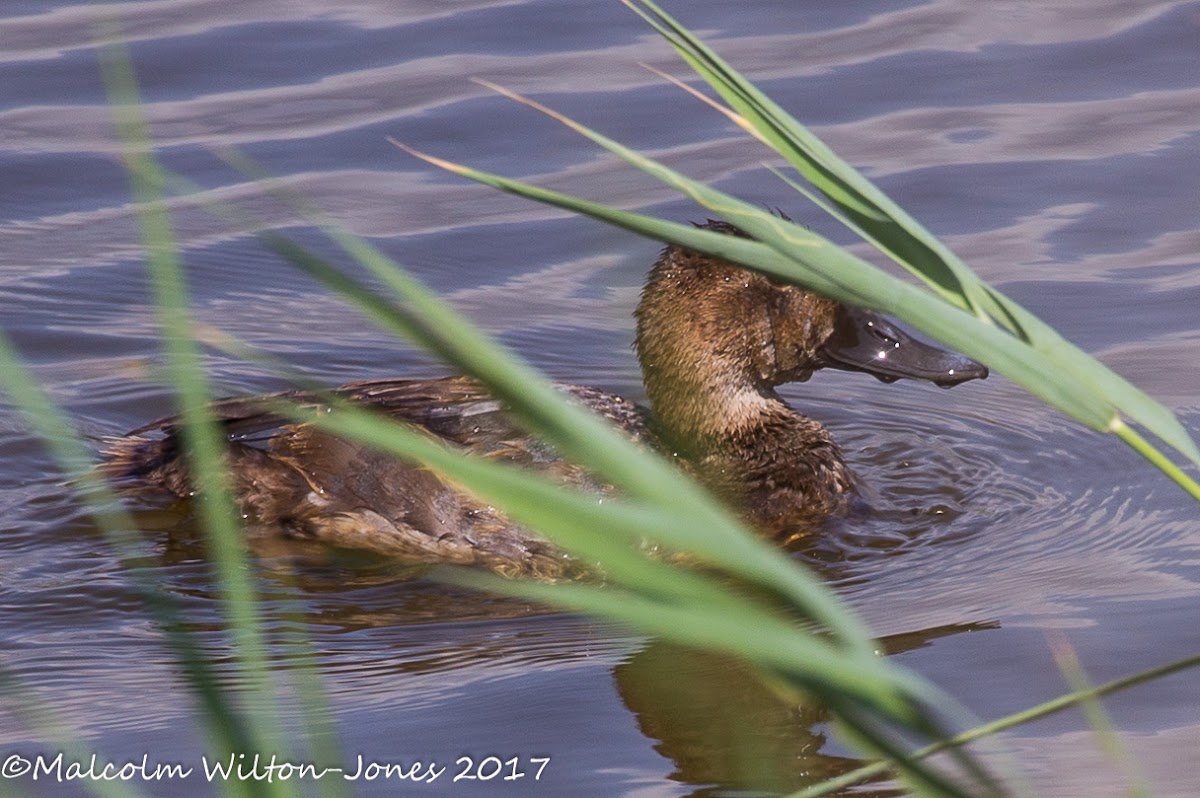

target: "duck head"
[818,304,988,388]
[634,220,987,441]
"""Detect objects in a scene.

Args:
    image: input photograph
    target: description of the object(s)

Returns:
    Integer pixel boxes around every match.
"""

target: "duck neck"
[641,354,786,450]
[638,350,854,530]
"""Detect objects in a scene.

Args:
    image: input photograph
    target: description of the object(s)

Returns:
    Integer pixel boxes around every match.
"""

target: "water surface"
[2,1,1199,796]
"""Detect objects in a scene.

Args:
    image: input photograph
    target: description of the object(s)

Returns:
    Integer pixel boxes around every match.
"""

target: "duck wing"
[99,375,652,574]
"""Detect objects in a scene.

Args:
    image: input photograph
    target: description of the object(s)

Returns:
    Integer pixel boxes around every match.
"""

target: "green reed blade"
[829,700,1001,798]
[98,34,294,798]
[397,137,1113,428]
[1047,633,1154,798]
[452,569,1000,796]
[448,570,921,720]
[128,145,953,721]
[0,348,162,798]
[98,143,956,727]
[624,0,1199,470]
[241,234,984,782]
[0,328,267,798]
[403,80,1199,499]
[203,151,886,659]
[784,646,1200,798]
[195,316,981,746]
[181,316,965,725]
[154,147,1008,772]
[627,0,984,299]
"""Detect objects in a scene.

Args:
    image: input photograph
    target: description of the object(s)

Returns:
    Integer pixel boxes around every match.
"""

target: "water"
[2,1,1199,796]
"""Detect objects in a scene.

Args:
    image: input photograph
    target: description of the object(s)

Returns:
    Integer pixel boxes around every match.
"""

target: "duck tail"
[97,433,186,494]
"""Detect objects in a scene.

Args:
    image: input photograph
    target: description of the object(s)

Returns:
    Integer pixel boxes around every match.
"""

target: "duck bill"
[818,306,988,387]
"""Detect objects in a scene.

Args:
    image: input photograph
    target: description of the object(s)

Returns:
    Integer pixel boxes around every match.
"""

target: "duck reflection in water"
[616,622,1000,798]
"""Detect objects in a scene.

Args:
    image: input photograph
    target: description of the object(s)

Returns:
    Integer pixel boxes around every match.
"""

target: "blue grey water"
[1,1,1199,796]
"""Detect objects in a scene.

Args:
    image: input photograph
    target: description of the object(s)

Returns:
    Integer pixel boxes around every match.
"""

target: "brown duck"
[103,221,987,576]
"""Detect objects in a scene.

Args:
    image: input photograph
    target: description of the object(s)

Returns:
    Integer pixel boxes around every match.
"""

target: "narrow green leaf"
[203,149,886,657]
[784,649,1200,798]
[449,571,920,719]
[626,0,989,314]
[257,395,923,698]
[99,34,293,796]
[1047,633,1153,798]
[626,0,1200,470]
[418,77,1199,492]
[396,141,1115,431]
[0,329,263,798]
